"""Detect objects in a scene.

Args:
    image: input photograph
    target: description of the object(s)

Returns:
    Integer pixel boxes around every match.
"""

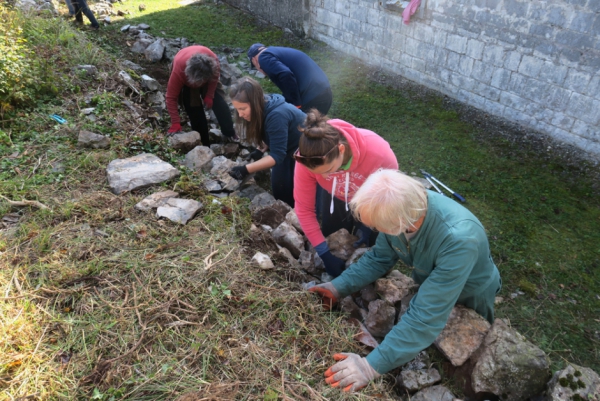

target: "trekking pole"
[420,170,466,203]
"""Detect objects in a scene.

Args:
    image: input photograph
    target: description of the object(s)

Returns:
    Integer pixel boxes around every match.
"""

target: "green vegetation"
[1,0,599,399]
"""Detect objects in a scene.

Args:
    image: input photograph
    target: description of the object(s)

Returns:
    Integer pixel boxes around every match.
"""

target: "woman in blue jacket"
[228,77,305,207]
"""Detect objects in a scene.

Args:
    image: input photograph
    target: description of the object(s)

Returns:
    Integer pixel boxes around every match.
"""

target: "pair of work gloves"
[317,222,372,277]
[309,282,381,392]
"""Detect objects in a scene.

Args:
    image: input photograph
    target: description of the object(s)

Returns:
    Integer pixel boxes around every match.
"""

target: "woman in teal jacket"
[310,169,501,393]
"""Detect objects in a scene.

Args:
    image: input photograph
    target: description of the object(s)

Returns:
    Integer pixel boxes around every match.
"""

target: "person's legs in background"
[271,156,295,208]
[182,86,211,145]
[74,0,99,28]
[211,89,236,139]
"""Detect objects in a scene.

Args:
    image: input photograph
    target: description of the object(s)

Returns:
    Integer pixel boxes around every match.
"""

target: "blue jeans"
[65,0,99,28]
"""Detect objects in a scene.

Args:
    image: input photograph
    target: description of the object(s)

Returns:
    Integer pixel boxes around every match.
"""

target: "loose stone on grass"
[140,74,160,91]
[106,153,180,194]
[410,385,456,401]
[156,198,202,224]
[78,130,110,149]
[251,252,274,270]
[546,363,600,401]
[184,145,215,171]
[135,190,179,212]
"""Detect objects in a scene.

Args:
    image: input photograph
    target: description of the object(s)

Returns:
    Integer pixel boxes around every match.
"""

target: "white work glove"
[324,353,381,392]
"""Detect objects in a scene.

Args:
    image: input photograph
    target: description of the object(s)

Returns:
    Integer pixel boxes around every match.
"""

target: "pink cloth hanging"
[402,0,421,24]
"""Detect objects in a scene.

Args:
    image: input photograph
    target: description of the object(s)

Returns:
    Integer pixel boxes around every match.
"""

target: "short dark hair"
[185,53,217,86]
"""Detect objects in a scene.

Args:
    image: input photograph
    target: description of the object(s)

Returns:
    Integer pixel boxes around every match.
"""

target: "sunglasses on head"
[293,144,338,162]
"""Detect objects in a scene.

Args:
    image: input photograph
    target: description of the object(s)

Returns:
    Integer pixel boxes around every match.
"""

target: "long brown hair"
[296,109,351,169]
[229,77,265,146]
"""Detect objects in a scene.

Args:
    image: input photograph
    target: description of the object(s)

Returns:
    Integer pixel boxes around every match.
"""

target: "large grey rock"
[106,153,179,194]
[130,38,154,53]
[135,190,179,211]
[204,180,221,192]
[144,39,165,62]
[277,245,301,269]
[471,319,551,401]
[251,252,274,270]
[434,305,491,367]
[326,229,359,260]
[233,184,266,201]
[223,143,239,158]
[208,128,223,142]
[209,155,237,176]
[547,363,600,401]
[285,210,303,234]
[375,277,412,304]
[209,143,224,156]
[410,385,455,401]
[184,146,215,172]
[78,130,110,149]
[170,132,202,153]
[156,198,202,224]
[271,222,304,258]
[365,299,396,338]
[397,368,442,392]
[140,74,160,91]
[249,192,276,212]
[340,296,367,321]
[217,174,239,191]
[121,60,143,71]
[251,200,292,228]
[360,284,378,305]
[346,247,369,267]
[299,250,321,275]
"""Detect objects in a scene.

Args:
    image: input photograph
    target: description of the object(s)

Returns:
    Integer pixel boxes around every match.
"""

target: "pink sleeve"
[294,163,326,247]
[166,71,184,125]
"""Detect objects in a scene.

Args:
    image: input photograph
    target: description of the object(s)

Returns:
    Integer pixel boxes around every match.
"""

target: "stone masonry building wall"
[224,0,600,158]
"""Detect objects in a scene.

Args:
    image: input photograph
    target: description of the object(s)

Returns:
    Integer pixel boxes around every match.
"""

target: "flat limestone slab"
[107,153,179,194]
[156,198,202,224]
[135,190,179,212]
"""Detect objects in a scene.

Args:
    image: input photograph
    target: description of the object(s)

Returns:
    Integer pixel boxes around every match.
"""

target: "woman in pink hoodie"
[293,111,398,277]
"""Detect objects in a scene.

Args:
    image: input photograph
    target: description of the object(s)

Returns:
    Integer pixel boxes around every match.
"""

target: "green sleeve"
[331,233,399,298]
[366,231,479,374]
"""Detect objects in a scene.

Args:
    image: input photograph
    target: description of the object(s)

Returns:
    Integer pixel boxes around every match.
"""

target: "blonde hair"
[350,169,428,234]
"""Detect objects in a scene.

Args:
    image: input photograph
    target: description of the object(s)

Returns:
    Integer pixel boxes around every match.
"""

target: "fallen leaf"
[559,284,565,289]
[348,318,379,348]
[63,307,72,313]
[144,253,156,260]
[5,360,22,370]
[136,230,147,239]
[221,206,232,214]
[549,293,557,300]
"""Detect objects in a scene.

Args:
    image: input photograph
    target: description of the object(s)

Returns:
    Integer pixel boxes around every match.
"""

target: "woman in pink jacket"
[293,111,398,277]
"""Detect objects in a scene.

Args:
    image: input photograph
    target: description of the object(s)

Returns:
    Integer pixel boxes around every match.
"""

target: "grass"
[1,1,599,400]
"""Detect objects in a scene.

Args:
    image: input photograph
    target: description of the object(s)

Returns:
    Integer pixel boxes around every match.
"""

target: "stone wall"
[222,0,600,158]
[223,0,309,37]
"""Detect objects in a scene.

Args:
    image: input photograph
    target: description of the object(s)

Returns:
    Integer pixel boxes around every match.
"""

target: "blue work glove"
[228,165,249,180]
[319,251,345,277]
[353,222,373,248]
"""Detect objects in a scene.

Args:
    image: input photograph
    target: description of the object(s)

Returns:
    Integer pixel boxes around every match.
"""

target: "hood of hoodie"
[264,94,286,116]
[328,119,368,173]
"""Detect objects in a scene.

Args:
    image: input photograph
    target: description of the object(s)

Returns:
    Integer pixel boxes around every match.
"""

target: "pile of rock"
[247,202,600,400]
[15,0,58,13]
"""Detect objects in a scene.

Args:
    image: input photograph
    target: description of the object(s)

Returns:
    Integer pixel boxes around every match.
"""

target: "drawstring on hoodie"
[330,173,350,214]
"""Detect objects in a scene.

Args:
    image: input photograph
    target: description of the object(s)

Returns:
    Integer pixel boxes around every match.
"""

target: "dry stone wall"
[223,0,600,159]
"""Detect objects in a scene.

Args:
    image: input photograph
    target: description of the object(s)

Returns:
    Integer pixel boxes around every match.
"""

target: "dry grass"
[1,186,398,399]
